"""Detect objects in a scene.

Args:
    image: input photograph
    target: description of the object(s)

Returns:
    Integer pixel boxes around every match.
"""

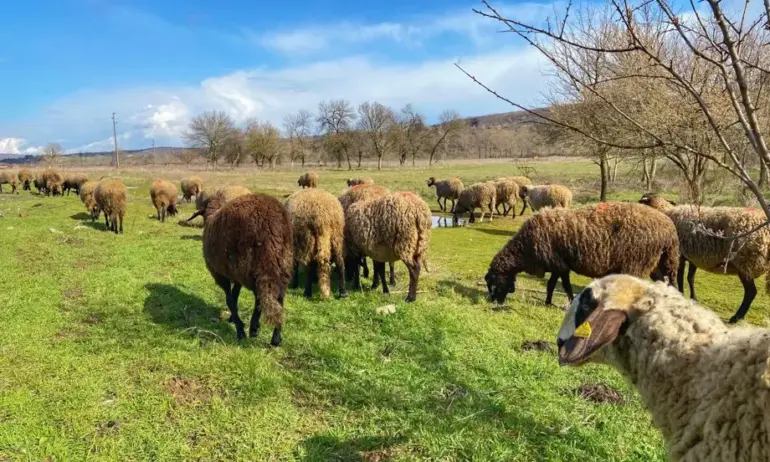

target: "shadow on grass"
[470,227,516,237]
[70,212,91,220]
[180,235,202,241]
[437,279,487,302]
[300,434,406,461]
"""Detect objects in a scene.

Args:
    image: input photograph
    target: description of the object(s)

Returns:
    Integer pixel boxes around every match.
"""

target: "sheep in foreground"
[187,186,252,224]
[79,181,100,221]
[345,191,431,301]
[426,176,464,213]
[557,274,770,462]
[0,172,19,194]
[203,193,293,345]
[485,202,680,305]
[181,176,203,203]
[493,178,520,217]
[94,179,127,234]
[17,169,32,191]
[285,189,347,299]
[63,174,88,195]
[297,171,318,189]
[346,177,374,187]
[452,181,496,225]
[149,179,179,222]
[519,184,572,216]
[41,170,64,196]
[639,193,770,323]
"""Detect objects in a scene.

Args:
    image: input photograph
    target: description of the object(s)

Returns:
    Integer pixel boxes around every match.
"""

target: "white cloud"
[0,137,41,155]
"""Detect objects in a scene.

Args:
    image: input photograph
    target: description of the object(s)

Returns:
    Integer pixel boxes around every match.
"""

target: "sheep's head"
[167,203,179,217]
[484,268,516,304]
[426,177,436,187]
[638,193,675,210]
[557,275,647,367]
[347,179,354,186]
[518,185,529,199]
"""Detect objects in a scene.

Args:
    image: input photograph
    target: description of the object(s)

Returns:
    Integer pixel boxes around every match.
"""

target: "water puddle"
[432,215,465,228]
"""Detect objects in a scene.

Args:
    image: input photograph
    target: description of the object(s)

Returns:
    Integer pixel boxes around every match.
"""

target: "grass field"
[0,159,766,461]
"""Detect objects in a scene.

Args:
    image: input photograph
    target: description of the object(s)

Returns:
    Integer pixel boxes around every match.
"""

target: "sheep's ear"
[558,299,628,366]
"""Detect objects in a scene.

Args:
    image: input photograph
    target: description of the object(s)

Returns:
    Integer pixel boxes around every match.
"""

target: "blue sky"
[0,0,554,154]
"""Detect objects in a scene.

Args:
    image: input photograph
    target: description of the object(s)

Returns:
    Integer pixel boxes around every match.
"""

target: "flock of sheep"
[2,166,770,461]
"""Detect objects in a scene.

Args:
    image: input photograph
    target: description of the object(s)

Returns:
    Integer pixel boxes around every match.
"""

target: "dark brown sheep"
[485,202,680,305]
[346,177,374,187]
[17,169,33,191]
[181,176,203,203]
[63,174,89,195]
[41,169,64,196]
[203,193,293,345]
[149,179,179,222]
[297,171,318,188]
[94,179,127,234]
[33,173,45,194]
[187,185,252,224]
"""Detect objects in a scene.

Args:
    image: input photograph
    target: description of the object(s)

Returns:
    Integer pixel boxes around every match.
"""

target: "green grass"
[0,159,766,461]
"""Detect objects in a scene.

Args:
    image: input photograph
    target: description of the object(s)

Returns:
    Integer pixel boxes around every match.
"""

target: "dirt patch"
[520,340,554,353]
[575,383,624,404]
[18,211,29,218]
[163,376,221,405]
[74,262,89,270]
[94,420,120,436]
[81,312,105,326]
[359,448,393,462]
[57,235,84,246]
[63,286,84,300]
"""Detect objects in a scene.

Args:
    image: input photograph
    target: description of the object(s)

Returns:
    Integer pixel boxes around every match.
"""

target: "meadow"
[0,159,765,461]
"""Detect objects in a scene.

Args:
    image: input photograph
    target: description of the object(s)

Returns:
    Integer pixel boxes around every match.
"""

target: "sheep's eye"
[575,288,598,327]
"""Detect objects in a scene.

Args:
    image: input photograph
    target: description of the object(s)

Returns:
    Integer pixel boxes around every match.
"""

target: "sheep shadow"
[470,227,516,237]
[143,283,236,344]
[180,235,202,241]
[299,434,406,461]
[437,279,487,302]
[70,212,91,220]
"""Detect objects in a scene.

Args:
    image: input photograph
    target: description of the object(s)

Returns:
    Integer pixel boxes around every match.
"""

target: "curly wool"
[180,176,203,203]
[493,178,520,216]
[297,171,319,188]
[507,176,532,187]
[17,169,32,191]
[41,169,64,196]
[150,179,179,222]
[33,173,45,193]
[79,181,99,219]
[559,275,770,462]
[346,177,374,187]
[339,184,390,213]
[94,179,127,234]
[0,171,19,194]
[520,184,572,213]
[453,181,496,223]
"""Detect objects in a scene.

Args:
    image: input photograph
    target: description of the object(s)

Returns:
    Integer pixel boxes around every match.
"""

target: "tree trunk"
[611,158,619,183]
[357,150,362,168]
[412,154,416,167]
[346,150,352,170]
[760,161,768,189]
[377,155,382,170]
[599,155,608,202]
[642,159,650,187]
[649,157,657,189]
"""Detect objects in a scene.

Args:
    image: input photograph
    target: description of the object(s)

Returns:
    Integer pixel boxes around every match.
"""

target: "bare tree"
[357,101,398,170]
[41,143,63,167]
[245,119,282,168]
[283,109,314,168]
[427,110,465,165]
[182,110,235,170]
[222,127,245,168]
[176,148,199,166]
[317,100,356,169]
[395,104,431,166]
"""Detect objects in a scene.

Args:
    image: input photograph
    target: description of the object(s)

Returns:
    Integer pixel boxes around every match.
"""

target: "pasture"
[0,159,765,461]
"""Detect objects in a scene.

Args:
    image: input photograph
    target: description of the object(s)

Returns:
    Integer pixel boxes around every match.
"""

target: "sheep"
[79,181,100,220]
[297,171,318,189]
[187,185,252,224]
[149,179,180,223]
[452,181,496,225]
[202,193,293,346]
[493,178,520,217]
[94,179,127,234]
[41,169,64,196]
[0,171,19,194]
[181,176,203,203]
[338,184,396,284]
[17,169,32,191]
[426,176,464,213]
[639,193,770,323]
[33,173,46,194]
[557,274,770,462]
[519,184,572,216]
[345,191,431,302]
[484,202,680,305]
[63,174,89,195]
[508,175,532,188]
[346,177,374,187]
[284,189,347,299]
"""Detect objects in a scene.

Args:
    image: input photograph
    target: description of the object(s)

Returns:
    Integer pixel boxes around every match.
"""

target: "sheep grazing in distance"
[493,178,520,217]
[0,171,19,194]
[149,179,180,223]
[188,186,252,223]
[345,191,431,302]
[346,177,374,187]
[79,181,100,220]
[33,173,45,194]
[94,179,127,234]
[297,171,318,189]
[485,202,680,305]
[63,174,89,195]
[639,193,770,323]
[202,193,293,345]
[426,176,464,213]
[180,176,203,203]
[285,189,347,299]
[558,274,770,462]
[453,181,496,225]
[519,184,572,216]
[41,169,64,196]
[17,169,32,191]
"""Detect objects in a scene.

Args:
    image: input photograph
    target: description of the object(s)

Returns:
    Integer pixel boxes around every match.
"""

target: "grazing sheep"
[0,171,19,194]
[285,189,347,299]
[345,191,431,302]
[453,181,496,225]
[149,179,179,223]
[297,171,318,189]
[94,179,127,234]
[187,185,252,223]
[17,169,32,191]
[485,202,680,305]
[426,176,464,213]
[79,181,100,220]
[203,193,293,345]
[346,177,374,187]
[639,193,770,323]
[41,169,64,196]
[519,184,572,216]
[33,173,46,194]
[493,178,520,217]
[180,176,203,203]
[508,175,532,188]
[557,274,770,462]
[63,174,89,195]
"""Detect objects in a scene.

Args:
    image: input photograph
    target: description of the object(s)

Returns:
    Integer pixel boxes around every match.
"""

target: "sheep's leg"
[405,261,420,302]
[545,273,560,305]
[250,296,261,338]
[371,261,381,290]
[347,256,362,290]
[336,259,348,298]
[304,261,317,299]
[104,214,110,230]
[437,198,444,212]
[361,257,370,279]
[519,200,528,216]
[676,256,686,294]
[270,325,282,347]
[495,203,502,215]
[729,274,757,324]
[229,283,246,339]
[450,199,456,214]
[290,263,300,289]
[389,262,396,286]
[560,273,574,301]
[373,261,389,294]
[118,215,124,234]
[686,263,697,300]
[479,210,485,223]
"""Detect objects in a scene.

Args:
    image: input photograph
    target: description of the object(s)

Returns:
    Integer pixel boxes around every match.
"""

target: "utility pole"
[151,139,156,166]
[112,112,120,168]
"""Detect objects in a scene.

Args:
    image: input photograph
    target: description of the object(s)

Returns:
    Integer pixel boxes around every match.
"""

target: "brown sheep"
[33,173,45,194]
[181,176,203,203]
[285,189,347,299]
[79,181,100,221]
[187,185,252,223]
[453,181,496,225]
[17,169,33,191]
[41,169,64,196]
[94,179,127,234]
[426,176,464,213]
[346,177,374,187]
[203,193,293,345]
[0,171,19,194]
[519,184,572,215]
[297,171,318,188]
[493,178,520,217]
[345,191,432,301]
[485,202,680,305]
[150,179,180,222]
[63,174,89,195]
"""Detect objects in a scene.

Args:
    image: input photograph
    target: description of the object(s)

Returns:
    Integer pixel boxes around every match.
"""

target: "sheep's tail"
[259,292,284,327]
[660,241,680,287]
[414,212,431,269]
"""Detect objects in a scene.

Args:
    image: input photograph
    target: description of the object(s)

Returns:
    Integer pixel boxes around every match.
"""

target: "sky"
[0,0,556,154]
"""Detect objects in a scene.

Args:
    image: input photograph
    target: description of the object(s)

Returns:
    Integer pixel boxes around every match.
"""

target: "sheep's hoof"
[270,332,282,347]
[249,328,259,338]
[227,314,235,323]
[728,315,742,324]
[405,295,416,303]
[338,292,349,299]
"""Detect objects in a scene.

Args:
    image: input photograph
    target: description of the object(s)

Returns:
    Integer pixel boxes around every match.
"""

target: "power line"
[112,112,120,168]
